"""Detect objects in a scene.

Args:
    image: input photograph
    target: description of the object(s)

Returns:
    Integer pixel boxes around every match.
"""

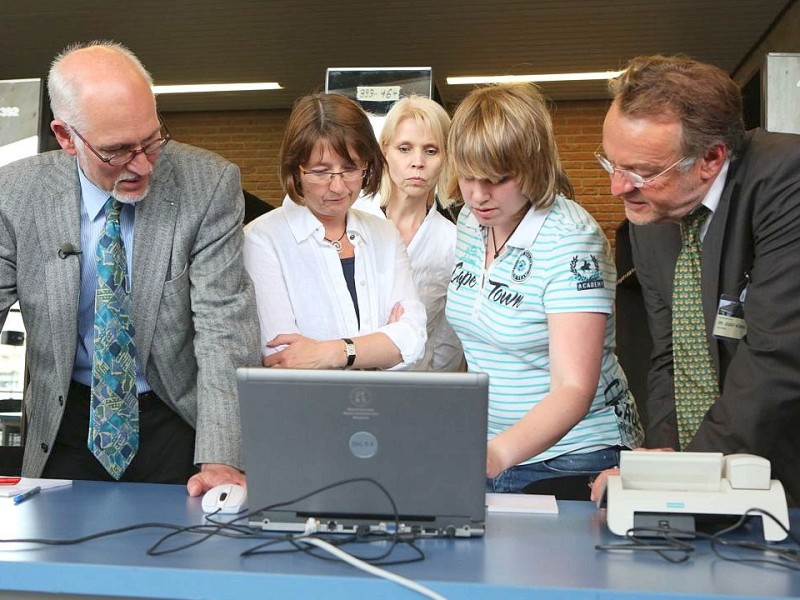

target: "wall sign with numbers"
[326,67,434,116]
[0,78,41,167]
[356,86,401,102]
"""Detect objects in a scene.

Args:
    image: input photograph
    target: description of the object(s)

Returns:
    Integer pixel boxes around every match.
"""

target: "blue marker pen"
[13,486,41,505]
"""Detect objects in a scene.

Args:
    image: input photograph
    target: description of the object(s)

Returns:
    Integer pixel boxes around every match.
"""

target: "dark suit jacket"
[615,219,653,431]
[630,129,800,502]
[0,142,261,477]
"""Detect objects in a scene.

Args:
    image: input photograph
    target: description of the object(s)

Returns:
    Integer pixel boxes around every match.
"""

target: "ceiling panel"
[0,0,793,111]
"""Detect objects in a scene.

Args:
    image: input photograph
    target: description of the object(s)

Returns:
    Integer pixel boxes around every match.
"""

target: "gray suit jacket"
[0,142,261,477]
[630,129,800,501]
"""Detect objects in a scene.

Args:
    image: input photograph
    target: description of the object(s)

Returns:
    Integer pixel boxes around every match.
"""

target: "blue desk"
[0,481,798,599]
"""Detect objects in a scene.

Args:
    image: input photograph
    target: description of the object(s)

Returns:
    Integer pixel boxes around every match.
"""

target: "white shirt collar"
[281,194,369,245]
[77,162,112,220]
[700,158,731,215]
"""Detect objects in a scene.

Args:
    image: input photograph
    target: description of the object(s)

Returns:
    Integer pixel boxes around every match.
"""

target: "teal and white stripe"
[446,196,642,464]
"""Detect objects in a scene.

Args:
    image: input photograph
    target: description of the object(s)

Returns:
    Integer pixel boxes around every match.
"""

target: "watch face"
[344,339,356,367]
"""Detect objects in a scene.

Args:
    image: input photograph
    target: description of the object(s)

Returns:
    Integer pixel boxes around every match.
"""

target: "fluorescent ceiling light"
[152,82,282,94]
[447,71,623,85]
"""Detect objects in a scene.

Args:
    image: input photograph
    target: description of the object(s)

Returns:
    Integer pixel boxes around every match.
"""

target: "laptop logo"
[344,388,379,421]
[351,388,371,407]
[349,431,378,459]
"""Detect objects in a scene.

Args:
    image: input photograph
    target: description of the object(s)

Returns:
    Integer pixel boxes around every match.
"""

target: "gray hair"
[48,40,154,130]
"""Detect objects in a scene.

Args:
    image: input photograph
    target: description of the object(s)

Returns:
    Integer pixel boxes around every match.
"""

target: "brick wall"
[162,110,290,206]
[163,98,623,246]
[553,99,622,246]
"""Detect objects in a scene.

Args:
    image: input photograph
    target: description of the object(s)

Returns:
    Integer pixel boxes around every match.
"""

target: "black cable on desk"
[239,477,427,567]
[596,507,800,570]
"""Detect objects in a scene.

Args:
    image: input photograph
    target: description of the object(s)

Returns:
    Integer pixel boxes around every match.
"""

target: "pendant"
[330,240,343,253]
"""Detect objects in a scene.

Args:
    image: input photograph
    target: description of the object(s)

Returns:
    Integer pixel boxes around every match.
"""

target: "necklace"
[324,226,347,253]
[490,217,524,259]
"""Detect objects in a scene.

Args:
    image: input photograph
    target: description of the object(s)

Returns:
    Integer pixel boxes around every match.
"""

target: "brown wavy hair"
[609,55,745,160]
[280,93,384,204]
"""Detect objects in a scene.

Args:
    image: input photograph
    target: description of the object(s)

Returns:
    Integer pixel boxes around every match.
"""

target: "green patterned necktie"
[672,206,719,450]
[89,197,139,479]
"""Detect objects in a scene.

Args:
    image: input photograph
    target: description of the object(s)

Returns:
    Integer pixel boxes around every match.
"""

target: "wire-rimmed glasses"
[594,146,689,188]
[299,165,367,185]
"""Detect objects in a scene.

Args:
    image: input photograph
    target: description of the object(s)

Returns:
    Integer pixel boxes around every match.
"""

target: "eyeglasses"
[594,146,689,188]
[70,121,171,167]
[299,165,367,185]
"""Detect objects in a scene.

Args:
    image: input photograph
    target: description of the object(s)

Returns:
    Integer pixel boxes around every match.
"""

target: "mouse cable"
[147,477,417,561]
[147,511,290,556]
[147,520,256,556]
[296,535,446,600]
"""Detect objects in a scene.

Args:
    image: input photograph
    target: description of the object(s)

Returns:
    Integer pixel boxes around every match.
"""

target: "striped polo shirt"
[446,196,643,464]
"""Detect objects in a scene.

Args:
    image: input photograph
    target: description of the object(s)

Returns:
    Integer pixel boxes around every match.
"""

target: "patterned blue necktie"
[89,197,139,479]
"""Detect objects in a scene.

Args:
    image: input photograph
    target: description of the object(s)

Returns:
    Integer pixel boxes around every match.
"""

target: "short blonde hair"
[378,96,453,207]
[280,93,384,205]
[445,83,572,209]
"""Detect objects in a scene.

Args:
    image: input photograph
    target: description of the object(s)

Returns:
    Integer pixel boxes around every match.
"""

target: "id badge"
[713,294,746,340]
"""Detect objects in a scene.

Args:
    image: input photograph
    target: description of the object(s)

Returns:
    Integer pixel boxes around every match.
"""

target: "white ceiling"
[0,0,794,112]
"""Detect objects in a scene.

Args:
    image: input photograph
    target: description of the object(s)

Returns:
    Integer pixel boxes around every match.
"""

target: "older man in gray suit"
[0,41,260,496]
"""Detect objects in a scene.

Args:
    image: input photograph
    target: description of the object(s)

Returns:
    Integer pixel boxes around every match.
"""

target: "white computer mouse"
[201,483,248,514]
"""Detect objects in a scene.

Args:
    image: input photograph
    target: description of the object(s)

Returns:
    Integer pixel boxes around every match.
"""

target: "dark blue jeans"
[487,446,622,493]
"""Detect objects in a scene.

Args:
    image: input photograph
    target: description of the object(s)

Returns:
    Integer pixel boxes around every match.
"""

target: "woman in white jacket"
[243,93,426,370]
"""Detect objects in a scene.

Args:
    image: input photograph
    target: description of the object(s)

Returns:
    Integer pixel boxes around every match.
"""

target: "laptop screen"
[237,368,488,537]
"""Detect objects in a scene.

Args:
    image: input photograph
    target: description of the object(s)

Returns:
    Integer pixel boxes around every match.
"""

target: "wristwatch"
[342,338,356,368]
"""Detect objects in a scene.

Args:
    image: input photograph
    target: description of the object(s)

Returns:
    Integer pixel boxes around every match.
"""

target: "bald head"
[47,42,163,204]
[48,41,156,131]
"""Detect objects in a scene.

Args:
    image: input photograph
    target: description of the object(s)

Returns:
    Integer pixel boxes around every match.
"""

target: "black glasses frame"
[70,118,171,167]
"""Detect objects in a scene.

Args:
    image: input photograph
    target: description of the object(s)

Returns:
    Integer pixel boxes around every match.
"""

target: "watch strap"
[342,338,356,368]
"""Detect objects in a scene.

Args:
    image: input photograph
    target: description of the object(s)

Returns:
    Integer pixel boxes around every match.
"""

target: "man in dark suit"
[594,55,800,502]
[0,41,261,495]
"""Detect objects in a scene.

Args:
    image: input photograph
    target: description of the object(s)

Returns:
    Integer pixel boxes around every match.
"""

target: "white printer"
[602,451,790,541]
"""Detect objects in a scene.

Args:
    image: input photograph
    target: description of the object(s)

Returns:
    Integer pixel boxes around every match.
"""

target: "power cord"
[238,478,447,598]
[596,508,799,570]
[709,508,800,570]
[296,522,446,600]
[0,478,453,598]
[595,527,695,563]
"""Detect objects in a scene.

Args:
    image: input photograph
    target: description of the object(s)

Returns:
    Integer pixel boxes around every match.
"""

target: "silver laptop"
[238,368,488,538]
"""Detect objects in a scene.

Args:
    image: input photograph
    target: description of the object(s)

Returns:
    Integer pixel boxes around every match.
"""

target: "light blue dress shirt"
[71,166,150,393]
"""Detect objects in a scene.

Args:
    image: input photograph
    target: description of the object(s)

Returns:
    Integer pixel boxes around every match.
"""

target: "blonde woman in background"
[357,96,464,371]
